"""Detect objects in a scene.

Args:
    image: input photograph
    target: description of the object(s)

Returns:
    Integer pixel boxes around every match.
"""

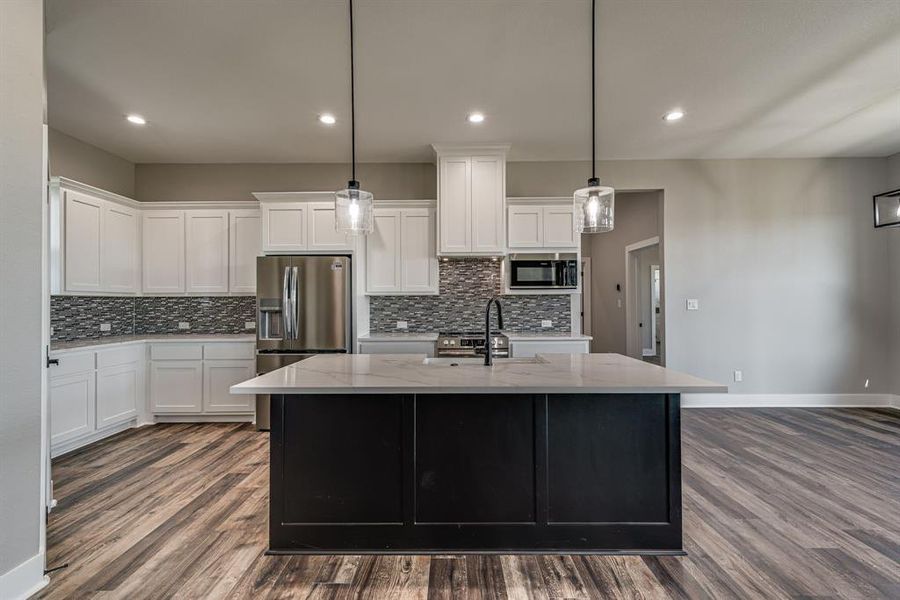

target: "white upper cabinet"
[255,193,354,254]
[229,209,261,294]
[51,180,141,295]
[507,201,578,250]
[400,208,438,292]
[185,210,229,294]
[101,203,140,293]
[366,205,438,295]
[434,145,508,256]
[142,211,186,294]
[366,209,402,293]
[63,190,103,292]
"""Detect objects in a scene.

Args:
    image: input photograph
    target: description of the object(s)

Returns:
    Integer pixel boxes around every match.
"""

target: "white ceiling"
[46,0,900,163]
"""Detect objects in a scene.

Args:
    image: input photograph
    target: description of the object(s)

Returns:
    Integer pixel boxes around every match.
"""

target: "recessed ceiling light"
[663,109,684,122]
[319,114,336,125]
[126,114,146,125]
[467,112,485,124]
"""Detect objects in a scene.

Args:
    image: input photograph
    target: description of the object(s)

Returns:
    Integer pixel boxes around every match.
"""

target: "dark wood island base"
[269,392,682,554]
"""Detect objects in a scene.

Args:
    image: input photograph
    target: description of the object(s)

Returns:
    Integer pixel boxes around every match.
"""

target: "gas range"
[436,331,509,358]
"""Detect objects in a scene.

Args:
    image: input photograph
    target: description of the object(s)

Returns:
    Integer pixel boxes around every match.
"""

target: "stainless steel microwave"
[508,253,578,289]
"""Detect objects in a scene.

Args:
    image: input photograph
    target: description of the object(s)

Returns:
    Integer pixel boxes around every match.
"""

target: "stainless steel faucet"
[484,296,504,366]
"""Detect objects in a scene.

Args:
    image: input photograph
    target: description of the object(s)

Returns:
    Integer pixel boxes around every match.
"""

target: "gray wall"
[581,191,661,355]
[510,158,891,395]
[135,162,435,201]
[49,128,135,197]
[0,0,44,582]
[887,152,900,394]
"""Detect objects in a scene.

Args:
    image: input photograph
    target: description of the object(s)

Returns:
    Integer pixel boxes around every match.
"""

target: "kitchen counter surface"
[51,333,256,352]
[231,352,726,395]
[357,331,591,342]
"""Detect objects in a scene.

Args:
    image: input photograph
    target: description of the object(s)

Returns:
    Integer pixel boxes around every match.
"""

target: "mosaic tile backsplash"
[51,295,256,341]
[369,259,571,333]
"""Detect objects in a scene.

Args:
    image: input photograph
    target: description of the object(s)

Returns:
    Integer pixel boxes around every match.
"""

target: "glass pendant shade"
[335,182,374,235]
[574,179,615,234]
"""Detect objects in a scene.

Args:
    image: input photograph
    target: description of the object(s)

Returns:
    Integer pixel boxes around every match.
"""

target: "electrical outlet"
[244,321,256,330]
[541,320,553,328]
[178,322,190,330]
[99,323,111,332]
[49,326,54,337]
[686,299,699,311]
[396,321,408,330]
[617,298,622,308]
[733,370,743,382]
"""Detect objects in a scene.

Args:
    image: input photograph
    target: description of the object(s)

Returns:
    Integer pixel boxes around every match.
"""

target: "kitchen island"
[230,353,725,554]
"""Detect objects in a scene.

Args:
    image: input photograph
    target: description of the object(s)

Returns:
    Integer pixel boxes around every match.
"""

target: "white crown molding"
[52,176,141,209]
[252,191,334,203]
[431,143,510,157]
[682,393,899,409]
[507,196,573,206]
[141,201,259,211]
[373,198,436,208]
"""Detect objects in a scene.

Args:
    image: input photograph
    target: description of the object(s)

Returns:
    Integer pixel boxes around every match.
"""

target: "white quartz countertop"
[51,333,256,353]
[230,353,726,395]
[357,331,591,342]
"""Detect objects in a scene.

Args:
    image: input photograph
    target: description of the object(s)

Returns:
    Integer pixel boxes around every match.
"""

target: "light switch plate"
[99,323,111,332]
[733,370,743,382]
[178,321,191,330]
[396,321,408,330]
[541,320,553,328]
[244,321,256,330]
[686,299,700,311]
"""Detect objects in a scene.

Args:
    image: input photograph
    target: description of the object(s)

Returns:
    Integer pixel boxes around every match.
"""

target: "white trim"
[507,196,572,206]
[373,198,436,209]
[682,393,899,408]
[432,143,510,157]
[50,419,137,458]
[141,200,258,210]
[642,348,655,357]
[625,236,660,253]
[153,414,253,423]
[0,553,48,600]
[251,191,333,203]
[625,237,660,359]
[52,176,140,209]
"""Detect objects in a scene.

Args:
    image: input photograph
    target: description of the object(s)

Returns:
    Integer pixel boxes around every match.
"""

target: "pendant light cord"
[591,0,596,180]
[349,0,357,183]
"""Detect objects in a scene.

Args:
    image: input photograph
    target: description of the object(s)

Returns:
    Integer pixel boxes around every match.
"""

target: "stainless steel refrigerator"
[255,255,351,429]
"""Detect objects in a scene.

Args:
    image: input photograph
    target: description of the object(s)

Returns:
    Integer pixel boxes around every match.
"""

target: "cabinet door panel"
[400,208,438,293]
[185,210,229,294]
[203,360,255,413]
[102,203,140,292]
[229,210,261,293]
[263,204,305,252]
[97,363,140,428]
[366,209,401,293]
[470,156,504,253]
[50,372,95,446]
[543,206,577,248]
[508,206,543,248]
[439,157,471,253]
[142,211,185,293]
[150,361,203,413]
[64,191,103,292]
[308,202,352,250]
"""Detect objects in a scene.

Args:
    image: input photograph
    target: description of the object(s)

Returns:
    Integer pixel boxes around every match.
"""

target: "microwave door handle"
[291,266,300,340]
[282,266,292,339]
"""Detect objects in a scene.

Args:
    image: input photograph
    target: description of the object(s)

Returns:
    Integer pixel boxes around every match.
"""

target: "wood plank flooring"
[38,408,899,599]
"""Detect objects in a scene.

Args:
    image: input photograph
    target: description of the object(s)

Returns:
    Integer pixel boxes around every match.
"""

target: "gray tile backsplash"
[51,295,256,342]
[369,258,571,333]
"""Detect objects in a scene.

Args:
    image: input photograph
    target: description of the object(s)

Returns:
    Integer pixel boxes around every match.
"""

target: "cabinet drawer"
[203,342,255,360]
[96,344,144,369]
[150,343,203,361]
[48,351,95,377]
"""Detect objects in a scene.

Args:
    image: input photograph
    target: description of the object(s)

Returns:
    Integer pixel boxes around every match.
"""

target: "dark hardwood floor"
[38,408,899,599]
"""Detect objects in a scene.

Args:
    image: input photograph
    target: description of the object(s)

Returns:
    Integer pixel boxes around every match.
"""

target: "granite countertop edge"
[51,333,256,352]
[358,331,592,342]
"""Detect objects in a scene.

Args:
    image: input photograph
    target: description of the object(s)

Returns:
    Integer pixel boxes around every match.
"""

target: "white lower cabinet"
[50,371,96,448]
[150,360,204,413]
[203,360,256,413]
[96,363,141,428]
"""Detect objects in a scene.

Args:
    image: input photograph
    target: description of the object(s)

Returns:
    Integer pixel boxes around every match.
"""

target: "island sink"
[230,353,726,554]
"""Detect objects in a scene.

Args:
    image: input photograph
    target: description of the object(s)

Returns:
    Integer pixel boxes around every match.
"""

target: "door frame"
[624,236,659,360]
[580,257,592,340]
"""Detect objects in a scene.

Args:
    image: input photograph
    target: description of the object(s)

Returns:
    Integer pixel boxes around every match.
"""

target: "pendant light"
[574,0,614,234]
[335,0,374,235]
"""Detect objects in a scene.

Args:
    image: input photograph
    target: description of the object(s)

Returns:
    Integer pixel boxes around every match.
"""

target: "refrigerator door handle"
[282,266,292,339]
[290,266,300,340]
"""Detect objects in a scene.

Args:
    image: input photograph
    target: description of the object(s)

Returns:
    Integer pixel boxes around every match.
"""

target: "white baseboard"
[683,393,899,409]
[0,552,48,600]
[51,418,137,458]
[153,414,254,423]
[642,348,656,357]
